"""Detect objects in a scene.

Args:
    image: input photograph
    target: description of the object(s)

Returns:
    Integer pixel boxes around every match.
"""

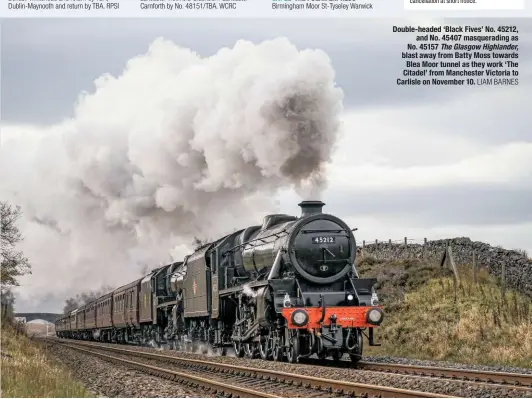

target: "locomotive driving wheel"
[244,342,259,359]
[272,329,285,361]
[286,330,300,364]
[348,329,363,364]
[232,324,245,357]
[244,343,252,358]
[214,344,227,356]
[259,330,273,360]
[233,341,244,357]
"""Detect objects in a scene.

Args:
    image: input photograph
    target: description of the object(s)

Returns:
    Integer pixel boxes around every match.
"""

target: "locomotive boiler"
[56,200,383,364]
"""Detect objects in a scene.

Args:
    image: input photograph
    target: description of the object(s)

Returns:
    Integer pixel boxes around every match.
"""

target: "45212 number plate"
[312,236,336,244]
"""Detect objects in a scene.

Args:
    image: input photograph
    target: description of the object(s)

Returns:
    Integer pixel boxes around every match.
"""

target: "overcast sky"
[1,18,531,313]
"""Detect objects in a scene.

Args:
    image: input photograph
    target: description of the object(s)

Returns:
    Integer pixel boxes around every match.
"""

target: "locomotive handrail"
[300,229,347,233]
[222,229,289,256]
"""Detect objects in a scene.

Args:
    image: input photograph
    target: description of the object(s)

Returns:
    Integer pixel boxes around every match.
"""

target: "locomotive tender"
[56,201,383,363]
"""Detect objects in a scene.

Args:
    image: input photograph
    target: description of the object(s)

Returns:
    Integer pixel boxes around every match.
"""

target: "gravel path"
[61,340,532,398]
[40,341,205,398]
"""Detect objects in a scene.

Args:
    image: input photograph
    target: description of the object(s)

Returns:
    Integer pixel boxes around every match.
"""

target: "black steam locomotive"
[56,201,383,364]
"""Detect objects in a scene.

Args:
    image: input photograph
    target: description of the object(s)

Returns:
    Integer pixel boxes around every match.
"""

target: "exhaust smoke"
[0,37,344,309]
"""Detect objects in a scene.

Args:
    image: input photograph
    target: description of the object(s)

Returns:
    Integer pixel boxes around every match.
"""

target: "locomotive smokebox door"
[287,213,355,285]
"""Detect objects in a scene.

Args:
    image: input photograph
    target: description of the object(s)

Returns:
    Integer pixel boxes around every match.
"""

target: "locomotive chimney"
[298,200,325,217]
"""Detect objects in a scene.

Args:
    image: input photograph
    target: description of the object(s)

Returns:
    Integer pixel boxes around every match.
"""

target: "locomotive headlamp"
[347,294,354,301]
[291,309,309,327]
[366,307,384,325]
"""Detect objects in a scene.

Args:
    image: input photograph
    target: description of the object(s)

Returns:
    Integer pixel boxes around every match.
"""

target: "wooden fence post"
[362,240,365,248]
[441,245,460,283]
[472,251,477,284]
[501,263,506,295]
[453,273,457,304]
[448,246,460,284]
[389,239,392,244]
[375,239,378,245]
[404,237,408,246]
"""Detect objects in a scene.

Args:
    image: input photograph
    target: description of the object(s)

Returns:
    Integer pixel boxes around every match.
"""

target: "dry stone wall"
[357,237,532,298]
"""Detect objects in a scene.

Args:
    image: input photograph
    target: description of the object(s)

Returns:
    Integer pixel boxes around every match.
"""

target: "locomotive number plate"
[312,236,336,244]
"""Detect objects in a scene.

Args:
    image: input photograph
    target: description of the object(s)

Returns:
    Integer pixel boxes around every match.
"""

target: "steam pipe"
[267,250,282,279]
[346,328,357,351]
[318,294,326,323]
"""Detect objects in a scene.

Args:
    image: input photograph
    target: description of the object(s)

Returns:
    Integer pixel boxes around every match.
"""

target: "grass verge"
[0,324,92,397]
[359,256,532,368]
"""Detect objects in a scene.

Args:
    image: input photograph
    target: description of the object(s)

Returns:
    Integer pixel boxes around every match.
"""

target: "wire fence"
[358,237,430,247]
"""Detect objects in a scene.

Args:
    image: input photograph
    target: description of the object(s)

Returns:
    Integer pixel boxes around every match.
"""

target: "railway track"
[297,357,532,393]
[51,341,274,398]
[357,361,532,389]
[48,339,450,398]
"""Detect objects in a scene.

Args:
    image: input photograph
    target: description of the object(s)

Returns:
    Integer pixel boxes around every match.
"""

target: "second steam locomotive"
[56,201,384,363]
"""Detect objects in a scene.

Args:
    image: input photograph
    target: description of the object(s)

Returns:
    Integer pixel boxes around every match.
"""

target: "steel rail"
[53,341,280,398]
[51,339,453,398]
[358,361,532,388]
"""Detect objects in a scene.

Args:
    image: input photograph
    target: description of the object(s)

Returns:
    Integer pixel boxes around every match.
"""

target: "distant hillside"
[358,255,532,368]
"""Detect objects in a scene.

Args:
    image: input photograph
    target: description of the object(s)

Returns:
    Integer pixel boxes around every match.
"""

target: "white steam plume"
[0,37,344,310]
